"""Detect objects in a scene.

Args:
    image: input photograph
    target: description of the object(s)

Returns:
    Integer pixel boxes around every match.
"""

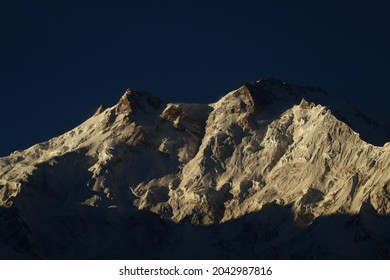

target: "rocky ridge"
[1,78,389,259]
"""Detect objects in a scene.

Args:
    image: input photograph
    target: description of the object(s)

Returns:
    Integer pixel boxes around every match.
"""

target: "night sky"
[1,0,389,156]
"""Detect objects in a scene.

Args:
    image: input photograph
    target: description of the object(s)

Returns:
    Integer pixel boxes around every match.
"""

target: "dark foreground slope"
[1,202,390,259]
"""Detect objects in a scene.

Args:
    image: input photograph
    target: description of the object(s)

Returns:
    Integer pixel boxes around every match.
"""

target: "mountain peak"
[116,88,163,115]
[122,87,133,96]
[1,78,389,259]
[214,78,327,118]
[93,105,107,116]
[244,77,328,102]
[212,78,388,145]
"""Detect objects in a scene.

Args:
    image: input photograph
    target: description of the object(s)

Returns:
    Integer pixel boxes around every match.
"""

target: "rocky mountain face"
[1,78,389,259]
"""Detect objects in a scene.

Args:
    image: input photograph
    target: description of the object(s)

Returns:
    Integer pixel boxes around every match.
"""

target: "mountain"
[1,77,389,259]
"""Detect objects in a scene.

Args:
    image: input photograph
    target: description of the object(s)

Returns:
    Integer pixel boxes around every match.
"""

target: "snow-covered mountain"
[1,78,389,259]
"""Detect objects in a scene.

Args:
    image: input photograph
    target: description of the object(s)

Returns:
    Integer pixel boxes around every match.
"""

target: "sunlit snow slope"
[1,78,389,259]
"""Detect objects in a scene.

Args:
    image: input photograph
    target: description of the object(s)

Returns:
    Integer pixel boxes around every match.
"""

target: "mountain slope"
[0,78,389,259]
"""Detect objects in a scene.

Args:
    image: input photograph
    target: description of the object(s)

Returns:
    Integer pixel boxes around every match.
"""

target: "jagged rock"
[0,78,389,259]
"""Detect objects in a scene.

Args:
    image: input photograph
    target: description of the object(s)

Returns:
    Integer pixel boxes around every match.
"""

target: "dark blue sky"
[1,0,389,156]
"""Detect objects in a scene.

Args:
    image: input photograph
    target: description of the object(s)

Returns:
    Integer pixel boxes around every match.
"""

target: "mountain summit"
[1,78,389,259]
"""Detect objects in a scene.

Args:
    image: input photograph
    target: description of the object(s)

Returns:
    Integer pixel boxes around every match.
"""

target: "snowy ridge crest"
[0,78,389,259]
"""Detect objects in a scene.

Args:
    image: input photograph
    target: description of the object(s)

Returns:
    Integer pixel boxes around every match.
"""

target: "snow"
[0,78,389,259]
